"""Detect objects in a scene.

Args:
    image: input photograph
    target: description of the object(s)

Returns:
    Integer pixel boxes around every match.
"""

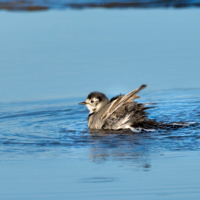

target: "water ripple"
[0,89,200,161]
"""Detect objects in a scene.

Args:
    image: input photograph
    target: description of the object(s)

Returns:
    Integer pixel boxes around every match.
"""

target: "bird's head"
[79,92,109,114]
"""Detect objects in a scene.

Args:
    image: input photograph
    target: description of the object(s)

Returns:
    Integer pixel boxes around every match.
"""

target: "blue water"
[1,8,200,200]
[1,10,200,102]
[1,89,200,159]
[1,89,200,199]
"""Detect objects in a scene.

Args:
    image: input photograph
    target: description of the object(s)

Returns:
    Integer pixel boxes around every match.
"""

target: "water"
[1,89,200,159]
[1,89,200,199]
[1,6,200,200]
[1,9,200,102]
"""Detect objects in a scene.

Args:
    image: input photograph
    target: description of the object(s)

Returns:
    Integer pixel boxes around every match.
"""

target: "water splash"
[0,89,200,163]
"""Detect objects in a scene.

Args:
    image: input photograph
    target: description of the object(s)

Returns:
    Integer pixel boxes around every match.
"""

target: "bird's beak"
[79,101,87,105]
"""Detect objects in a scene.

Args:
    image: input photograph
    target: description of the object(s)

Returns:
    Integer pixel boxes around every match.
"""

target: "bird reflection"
[87,129,152,171]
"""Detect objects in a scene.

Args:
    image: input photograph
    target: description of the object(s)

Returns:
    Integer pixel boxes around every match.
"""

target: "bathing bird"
[79,84,188,132]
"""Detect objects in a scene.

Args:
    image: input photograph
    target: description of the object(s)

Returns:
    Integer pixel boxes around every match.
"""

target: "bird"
[79,84,189,132]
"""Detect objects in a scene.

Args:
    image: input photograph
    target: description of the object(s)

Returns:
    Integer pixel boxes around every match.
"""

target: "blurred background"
[0,0,200,102]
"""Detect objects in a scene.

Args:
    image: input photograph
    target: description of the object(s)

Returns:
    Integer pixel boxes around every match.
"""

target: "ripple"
[79,177,117,183]
[0,89,200,161]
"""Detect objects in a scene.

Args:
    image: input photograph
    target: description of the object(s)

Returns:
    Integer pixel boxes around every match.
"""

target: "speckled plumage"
[79,85,189,132]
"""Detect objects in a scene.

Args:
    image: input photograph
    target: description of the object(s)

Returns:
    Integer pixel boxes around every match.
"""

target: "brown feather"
[101,84,147,120]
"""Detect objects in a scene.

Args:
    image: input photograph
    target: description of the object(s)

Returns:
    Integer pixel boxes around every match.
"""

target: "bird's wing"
[101,84,147,120]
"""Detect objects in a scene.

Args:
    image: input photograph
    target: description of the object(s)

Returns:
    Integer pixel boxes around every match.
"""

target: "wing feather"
[101,84,147,120]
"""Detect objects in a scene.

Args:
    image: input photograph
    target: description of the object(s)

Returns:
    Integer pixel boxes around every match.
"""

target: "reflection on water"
[0,0,200,11]
[0,89,200,170]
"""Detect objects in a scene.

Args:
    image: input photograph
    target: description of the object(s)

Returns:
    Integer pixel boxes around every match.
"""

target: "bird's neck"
[87,113,94,128]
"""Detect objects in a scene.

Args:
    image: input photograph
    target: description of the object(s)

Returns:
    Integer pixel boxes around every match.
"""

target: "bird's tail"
[129,120,195,132]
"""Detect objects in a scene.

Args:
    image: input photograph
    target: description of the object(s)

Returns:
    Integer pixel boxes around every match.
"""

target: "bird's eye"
[91,100,94,103]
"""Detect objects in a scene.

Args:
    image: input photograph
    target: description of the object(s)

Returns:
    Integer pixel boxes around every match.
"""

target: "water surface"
[1,89,200,199]
[1,7,200,200]
[1,9,200,102]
